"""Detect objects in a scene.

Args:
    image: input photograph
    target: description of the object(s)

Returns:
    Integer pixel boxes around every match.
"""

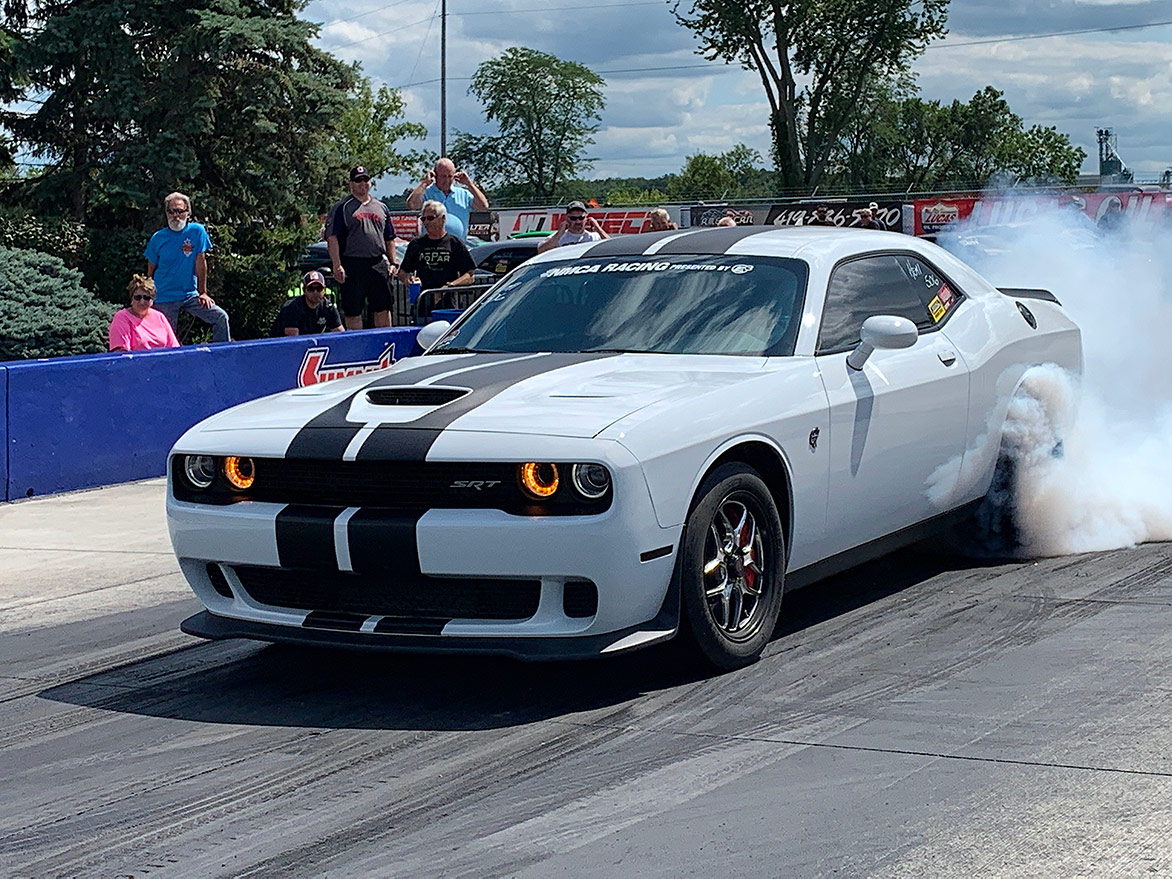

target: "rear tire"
[678,463,785,670]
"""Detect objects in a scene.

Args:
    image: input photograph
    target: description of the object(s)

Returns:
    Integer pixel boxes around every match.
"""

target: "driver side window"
[817,254,950,354]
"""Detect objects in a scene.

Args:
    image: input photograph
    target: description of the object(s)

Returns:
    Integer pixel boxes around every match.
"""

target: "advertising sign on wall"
[496,207,682,238]
[763,202,904,231]
[910,191,1171,236]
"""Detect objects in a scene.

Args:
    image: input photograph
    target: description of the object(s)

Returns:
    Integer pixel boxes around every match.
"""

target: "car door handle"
[938,350,957,367]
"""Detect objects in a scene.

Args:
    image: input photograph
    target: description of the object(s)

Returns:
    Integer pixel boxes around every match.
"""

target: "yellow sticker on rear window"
[928,296,946,322]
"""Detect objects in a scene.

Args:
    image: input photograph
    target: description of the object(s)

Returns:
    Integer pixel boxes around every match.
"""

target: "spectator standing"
[856,208,884,230]
[868,202,888,231]
[327,165,398,330]
[398,201,476,320]
[109,275,180,351]
[406,157,489,241]
[647,208,672,232]
[1096,199,1128,235]
[271,270,344,337]
[144,192,230,343]
[538,201,610,252]
[806,204,836,226]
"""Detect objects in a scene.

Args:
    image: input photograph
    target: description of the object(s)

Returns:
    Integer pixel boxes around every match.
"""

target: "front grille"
[247,459,517,509]
[365,387,468,406]
[173,458,611,515]
[232,565,541,621]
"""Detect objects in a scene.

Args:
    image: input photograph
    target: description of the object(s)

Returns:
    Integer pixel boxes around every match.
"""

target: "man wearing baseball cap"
[537,201,610,253]
[326,165,398,329]
[270,270,344,337]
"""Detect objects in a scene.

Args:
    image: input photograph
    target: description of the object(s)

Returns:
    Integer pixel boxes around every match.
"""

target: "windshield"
[428,254,808,356]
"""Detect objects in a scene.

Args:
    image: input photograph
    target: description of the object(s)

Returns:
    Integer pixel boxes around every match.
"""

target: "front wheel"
[678,463,785,670]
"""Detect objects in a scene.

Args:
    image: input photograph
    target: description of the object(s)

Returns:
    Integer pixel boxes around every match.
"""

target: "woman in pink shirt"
[108,275,180,351]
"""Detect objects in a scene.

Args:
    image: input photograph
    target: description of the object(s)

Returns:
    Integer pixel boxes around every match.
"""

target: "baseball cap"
[868,201,879,211]
[302,270,326,287]
[350,165,370,181]
[566,200,587,213]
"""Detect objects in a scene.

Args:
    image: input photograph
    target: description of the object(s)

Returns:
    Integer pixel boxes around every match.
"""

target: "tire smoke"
[944,203,1172,556]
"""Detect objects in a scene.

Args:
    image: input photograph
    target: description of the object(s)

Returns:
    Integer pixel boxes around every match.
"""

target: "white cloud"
[307,0,1172,184]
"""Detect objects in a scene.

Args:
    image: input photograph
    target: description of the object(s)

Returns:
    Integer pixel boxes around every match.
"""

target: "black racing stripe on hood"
[355,351,618,461]
[283,353,542,460]
[276,505,345,570]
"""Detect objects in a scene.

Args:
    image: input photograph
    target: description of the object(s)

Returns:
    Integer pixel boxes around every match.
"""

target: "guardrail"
[0,328,421,502]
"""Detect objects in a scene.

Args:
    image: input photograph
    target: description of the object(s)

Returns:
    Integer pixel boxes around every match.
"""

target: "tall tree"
[673,0,948,188]
[336,77,428,183]
[0,0,426,336]
[451,47,605,203]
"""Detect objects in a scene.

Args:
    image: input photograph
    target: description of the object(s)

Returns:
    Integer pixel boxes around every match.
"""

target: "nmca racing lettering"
[298,344,395,387]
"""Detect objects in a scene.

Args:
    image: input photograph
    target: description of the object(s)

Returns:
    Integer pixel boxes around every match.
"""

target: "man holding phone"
[406,157,489,241]
[538,201,611,252]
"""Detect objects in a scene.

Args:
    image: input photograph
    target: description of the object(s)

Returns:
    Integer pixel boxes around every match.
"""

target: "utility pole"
[440,0,447,156]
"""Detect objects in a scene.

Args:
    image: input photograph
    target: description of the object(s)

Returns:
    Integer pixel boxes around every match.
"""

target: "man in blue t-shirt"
[143,191,230,342]
[406,157,489,241]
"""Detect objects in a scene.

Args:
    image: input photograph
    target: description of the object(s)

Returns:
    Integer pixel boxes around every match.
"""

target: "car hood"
[190,351,768,441]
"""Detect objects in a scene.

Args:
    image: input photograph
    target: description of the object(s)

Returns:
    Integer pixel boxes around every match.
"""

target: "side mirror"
[846,315,918,370]
[415,320,451,351]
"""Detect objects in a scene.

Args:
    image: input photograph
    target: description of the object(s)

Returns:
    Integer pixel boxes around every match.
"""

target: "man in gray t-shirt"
[327,165,399,328]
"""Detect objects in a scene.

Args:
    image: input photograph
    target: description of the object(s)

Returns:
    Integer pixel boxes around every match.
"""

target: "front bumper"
[167,449,682,657]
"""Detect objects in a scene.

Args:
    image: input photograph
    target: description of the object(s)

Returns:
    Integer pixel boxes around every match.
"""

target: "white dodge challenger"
[168,226,1081,669]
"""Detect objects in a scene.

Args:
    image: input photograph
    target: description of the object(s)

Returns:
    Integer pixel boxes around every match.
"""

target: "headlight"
[222,456,255,491]
[571,463,611,499]
[183,455,216,489]
[518,462,559,498]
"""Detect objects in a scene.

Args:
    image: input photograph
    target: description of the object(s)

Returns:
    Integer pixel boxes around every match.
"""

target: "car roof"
[532,225,932,262]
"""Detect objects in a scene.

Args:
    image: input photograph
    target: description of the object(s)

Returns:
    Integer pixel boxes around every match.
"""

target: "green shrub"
[82,227,148,306]
[0,246,114,361]
[0,209,87,265]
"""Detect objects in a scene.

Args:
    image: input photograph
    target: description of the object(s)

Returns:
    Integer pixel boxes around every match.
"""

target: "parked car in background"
[468,236,546,285]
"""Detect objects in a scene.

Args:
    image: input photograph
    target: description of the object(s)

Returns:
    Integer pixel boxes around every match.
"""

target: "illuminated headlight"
[222,456,255,491]
[183,455,217,489]
[571,463,611,499]
[518,462,559,499]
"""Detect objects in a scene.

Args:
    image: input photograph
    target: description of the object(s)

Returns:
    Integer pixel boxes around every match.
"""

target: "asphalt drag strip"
[0,480,1169,877]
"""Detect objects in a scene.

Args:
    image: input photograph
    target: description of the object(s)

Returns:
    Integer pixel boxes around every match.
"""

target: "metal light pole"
[440,0,447,156]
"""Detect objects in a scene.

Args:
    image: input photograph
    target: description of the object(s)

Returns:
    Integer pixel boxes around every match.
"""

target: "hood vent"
[366,387,468,406]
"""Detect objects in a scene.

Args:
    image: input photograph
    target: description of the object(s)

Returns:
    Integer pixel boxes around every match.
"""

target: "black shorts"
[339,256,392,317]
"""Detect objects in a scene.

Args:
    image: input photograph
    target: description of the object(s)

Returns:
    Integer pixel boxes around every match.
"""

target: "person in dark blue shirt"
[271,271,344,337]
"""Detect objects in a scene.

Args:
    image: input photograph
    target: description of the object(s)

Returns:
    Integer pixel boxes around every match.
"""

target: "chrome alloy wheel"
[701,495,767,638]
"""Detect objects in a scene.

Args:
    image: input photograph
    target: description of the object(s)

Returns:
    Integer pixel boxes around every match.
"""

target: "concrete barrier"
[1,328,420,501]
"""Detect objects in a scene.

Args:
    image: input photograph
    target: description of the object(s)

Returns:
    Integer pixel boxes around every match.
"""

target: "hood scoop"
[365,386,468,406]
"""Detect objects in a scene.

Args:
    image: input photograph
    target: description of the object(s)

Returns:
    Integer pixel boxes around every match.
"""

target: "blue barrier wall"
[2,328,420,501]
[0,367,7,499]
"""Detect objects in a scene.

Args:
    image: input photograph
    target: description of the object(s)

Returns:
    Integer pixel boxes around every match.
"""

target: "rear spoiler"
[998,287,1061,305]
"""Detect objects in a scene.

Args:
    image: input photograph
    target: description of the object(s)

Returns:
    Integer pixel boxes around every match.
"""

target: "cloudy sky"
[304,0,1172,193]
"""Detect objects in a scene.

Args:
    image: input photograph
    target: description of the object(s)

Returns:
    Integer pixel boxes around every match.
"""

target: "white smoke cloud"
[944,203,1172,556]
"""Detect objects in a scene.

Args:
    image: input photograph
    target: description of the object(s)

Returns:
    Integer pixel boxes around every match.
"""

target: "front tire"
[678,463,785,670]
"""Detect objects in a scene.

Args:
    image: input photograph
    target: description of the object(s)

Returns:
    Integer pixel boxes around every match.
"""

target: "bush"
[0,209,87,265]
[0,246,114,361]
[82,227,149,306]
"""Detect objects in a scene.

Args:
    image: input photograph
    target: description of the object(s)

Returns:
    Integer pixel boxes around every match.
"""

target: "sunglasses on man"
[305,284,325,292]
[567,214,586,223]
